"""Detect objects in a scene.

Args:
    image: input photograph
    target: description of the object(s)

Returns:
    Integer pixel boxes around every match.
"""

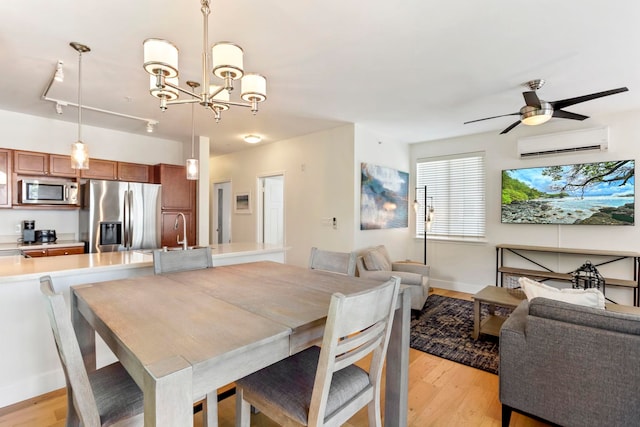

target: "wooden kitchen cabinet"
[153,164,196,210]
[0,149,12,208]
[23,246,84,257]
[49,154,78,177]
[117,162,150,183]
[80,159,118,180]
[161,211,196,248]
[13,150,78,178]
[154,164,197,247]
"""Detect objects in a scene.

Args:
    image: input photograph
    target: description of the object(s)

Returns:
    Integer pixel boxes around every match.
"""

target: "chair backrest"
[152,247,213,274]
[308,276,400,425]
[40,275,102,426]
[308,247,357,276]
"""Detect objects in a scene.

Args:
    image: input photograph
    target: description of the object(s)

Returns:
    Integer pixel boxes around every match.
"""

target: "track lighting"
[55,102,63,115]
[146,122,155,133]
[54,60,64,83]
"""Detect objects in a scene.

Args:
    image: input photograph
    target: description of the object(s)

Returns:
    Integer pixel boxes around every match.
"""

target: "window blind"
[416,153,485,238]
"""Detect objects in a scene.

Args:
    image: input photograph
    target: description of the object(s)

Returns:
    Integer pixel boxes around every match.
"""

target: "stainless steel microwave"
[18,179,79,205]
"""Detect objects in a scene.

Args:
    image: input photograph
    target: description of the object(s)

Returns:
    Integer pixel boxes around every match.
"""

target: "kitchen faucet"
[174,212,188,250]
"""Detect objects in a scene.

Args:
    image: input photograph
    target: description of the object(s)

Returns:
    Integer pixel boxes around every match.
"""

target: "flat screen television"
[501,160,635,225]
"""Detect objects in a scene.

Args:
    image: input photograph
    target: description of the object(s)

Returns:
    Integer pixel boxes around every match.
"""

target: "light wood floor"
[0,288,549,427]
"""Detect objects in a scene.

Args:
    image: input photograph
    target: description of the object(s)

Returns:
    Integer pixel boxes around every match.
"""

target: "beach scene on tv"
[502,160,635,225]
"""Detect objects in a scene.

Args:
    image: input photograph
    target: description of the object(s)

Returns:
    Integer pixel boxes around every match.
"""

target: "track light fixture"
[143,0,267,123]
[54,60,64,83]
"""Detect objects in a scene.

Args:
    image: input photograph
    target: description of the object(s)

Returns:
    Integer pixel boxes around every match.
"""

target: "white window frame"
[415,152,486,240]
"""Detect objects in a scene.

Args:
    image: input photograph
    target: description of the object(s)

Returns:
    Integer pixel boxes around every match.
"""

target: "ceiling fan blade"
[500,121,521,134]
[551,87,629,110]
[523,91,541,108]
[552,110,589,121]
[464,112,519,125]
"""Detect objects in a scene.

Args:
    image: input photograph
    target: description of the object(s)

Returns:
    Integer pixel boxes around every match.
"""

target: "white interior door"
[211,181,231,244]
[261,175,284,245]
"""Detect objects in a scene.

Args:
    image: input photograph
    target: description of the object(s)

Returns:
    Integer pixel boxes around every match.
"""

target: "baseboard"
[0,387,65,416]
[429,278,486,295]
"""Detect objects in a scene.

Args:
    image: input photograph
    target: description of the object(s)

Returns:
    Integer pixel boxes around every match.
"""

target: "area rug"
[410,294,511,375]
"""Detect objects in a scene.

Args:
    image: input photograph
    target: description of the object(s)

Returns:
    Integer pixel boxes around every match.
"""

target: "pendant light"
[186,81,199,180]
[70,42,90,169]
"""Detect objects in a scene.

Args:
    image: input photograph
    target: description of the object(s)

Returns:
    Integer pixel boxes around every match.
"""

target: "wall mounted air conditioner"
[517,126,609,158]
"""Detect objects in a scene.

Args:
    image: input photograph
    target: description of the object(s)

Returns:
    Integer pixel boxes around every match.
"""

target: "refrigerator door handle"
[123,190,129,248]
[128,189,134,249]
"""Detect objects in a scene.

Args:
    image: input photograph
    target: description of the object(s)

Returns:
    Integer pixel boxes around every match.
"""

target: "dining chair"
[235,276,401,427]
[152,246,213,274]
[308,246,357,276]
[40,275,144,427]
[152,246,231,427]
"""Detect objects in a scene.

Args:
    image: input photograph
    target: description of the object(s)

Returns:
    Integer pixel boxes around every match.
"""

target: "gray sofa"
[355,245,429,310]
[499,297,640,427]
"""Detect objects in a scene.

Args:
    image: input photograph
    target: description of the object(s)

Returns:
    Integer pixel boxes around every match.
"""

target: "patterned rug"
[410,294,511,375]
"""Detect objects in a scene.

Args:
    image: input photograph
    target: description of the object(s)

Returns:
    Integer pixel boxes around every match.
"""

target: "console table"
[496,244,640,306]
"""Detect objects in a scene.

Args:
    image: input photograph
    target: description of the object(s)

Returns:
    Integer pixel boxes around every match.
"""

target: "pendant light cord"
[191,102,195,157]
[77,50,82,142]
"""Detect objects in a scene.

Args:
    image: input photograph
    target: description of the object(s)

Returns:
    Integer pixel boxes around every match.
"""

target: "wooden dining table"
[71,261,410,427]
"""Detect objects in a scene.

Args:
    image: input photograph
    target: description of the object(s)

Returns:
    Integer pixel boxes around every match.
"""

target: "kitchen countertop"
[0,251,152,282]
[0,240,85,252]
[0,243,287,283]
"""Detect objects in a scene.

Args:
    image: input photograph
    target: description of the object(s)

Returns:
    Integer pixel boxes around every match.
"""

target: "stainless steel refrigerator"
[79,180,162,252]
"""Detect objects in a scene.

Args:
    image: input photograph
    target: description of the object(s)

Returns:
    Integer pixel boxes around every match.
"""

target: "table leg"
[71,288,96,373]
[71,288,96,426]
[384,289,410,427]
[144,356,194,427]
[473,299,480,340]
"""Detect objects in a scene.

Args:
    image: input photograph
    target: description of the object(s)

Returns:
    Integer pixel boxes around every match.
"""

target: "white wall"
[411,109,640,304]
[209,123,414,267]
[0,109,184,241]
[210,125,357,267]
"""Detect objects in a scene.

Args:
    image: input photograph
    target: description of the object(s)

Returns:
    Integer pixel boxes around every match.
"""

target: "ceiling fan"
[464,79,629,134]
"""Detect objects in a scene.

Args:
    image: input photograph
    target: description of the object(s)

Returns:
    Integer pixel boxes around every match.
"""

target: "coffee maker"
[22,220,36,244]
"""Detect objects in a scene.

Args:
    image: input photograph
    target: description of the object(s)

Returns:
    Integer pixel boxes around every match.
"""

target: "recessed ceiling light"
[243,134,262,144]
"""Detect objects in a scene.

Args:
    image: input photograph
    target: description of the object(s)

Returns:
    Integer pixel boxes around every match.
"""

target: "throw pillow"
[519,276,605,309]
[363,247,391,271]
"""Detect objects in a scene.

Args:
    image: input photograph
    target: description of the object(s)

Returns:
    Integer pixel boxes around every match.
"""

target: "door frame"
[211,180,232,245]
[257,172,285,245]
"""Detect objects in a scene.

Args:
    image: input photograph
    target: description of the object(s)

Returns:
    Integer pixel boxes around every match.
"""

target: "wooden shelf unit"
[496,244,640,306]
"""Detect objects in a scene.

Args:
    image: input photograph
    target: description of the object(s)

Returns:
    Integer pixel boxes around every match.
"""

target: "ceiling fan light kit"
[464,79,629,134]
[143,0,267,123]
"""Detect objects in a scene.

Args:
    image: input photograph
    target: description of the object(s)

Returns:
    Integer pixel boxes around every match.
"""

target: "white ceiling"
[1,1,639,156]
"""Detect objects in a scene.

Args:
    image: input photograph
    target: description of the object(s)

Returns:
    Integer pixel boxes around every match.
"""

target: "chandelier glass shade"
[143,0,266,122]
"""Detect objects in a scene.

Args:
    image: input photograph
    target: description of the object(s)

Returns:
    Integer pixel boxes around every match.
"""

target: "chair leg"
[235,388,251,427]
[502,404,513,427]
[203,392,218,427]
[368,400,382,427]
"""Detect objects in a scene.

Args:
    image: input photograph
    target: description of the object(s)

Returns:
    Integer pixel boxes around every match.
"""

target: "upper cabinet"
[13,150,78,178]
[80,159,118,180]
[0,149,12,208]
[117,162,150,183]
[154,164,196,211]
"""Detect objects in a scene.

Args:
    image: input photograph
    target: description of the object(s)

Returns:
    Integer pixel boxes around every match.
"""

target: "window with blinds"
[415,153,486,239]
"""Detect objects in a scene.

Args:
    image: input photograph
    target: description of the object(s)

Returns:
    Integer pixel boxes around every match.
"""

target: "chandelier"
[143,0,267,123]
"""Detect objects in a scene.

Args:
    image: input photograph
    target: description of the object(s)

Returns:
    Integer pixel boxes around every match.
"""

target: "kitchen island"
[0,243,287,408]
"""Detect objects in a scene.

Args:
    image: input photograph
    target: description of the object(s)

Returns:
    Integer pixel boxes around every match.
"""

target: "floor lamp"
[413,185,434,265]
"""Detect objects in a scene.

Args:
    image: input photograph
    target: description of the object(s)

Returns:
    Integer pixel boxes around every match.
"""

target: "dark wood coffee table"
[472,285,526,339]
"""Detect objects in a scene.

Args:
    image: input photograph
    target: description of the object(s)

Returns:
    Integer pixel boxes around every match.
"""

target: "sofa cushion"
[363,246,391,271]
[519,276,605,309]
